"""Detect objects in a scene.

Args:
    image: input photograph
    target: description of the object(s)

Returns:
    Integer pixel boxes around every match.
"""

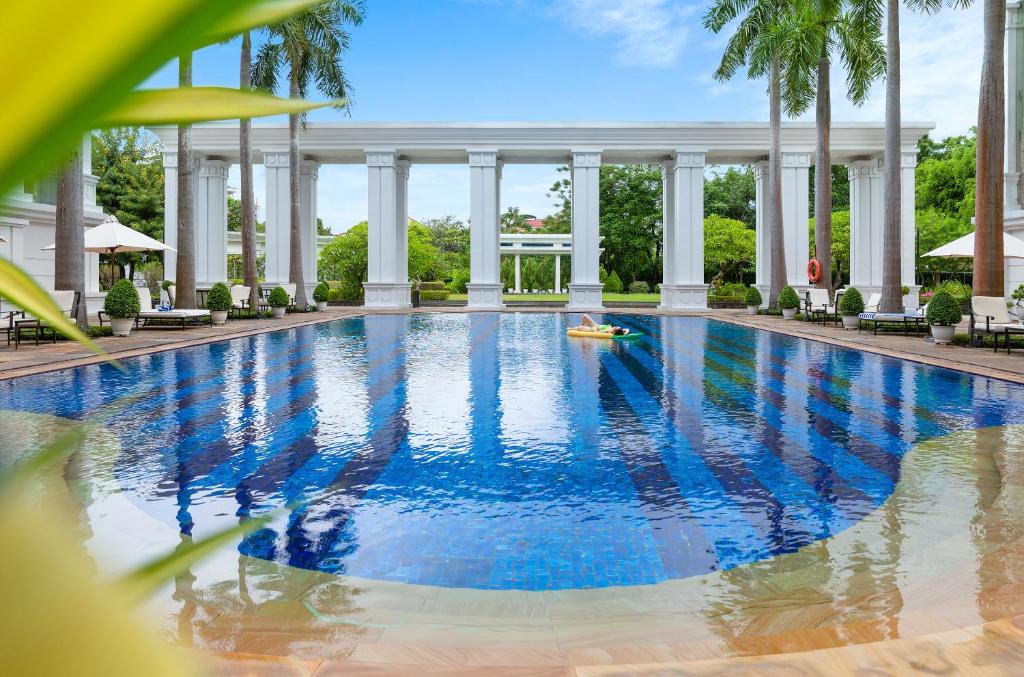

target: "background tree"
[705,214,756,284]
[599,164,663,287]
[227,196,266,232]
[318,219,439,298]
[55,146,87,328]
[705,167,757,228]
[254,0,364,307]
[500,206,531,232]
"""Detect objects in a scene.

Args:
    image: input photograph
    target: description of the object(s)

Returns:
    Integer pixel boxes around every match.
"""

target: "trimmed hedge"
[926,290,962,326]
[838,287,864,315]
[628,281,650,294]
[744,286,762,306]
[104,280,141,318]
[327,288,345,302]
[419,289,450,301]
[604,271,623,294]
[777,286,800,310]
[268,286,290,307]
[207,282,232,311]
[313,281,330,303]
[418,281,447,291]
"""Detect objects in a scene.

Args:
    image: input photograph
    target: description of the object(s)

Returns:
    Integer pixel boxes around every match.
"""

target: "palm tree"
[784,0,885,293]
[252,1,363,308]
[175,51,197,309]
[706,0,800,306]
[239,31,260,313]
[974,0,1005,296]
[55,145,87,328]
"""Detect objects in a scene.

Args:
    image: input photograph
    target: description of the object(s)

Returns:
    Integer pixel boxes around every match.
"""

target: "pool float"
[566,329,643,339]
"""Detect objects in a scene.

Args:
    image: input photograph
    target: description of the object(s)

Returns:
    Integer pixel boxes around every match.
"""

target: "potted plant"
[744,286,762,314]
[312,282,330,311]
[777,286,800,320]
[838,287,864,330]
[268,286,290,318]
[926,290,962,344]
[1011,284,1024,320]
[206,282,232,325]
[104,279,140,337]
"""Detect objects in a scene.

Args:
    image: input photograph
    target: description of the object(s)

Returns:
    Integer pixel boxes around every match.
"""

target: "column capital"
[198,158,230,178]
[848,159,882,180]
[264,150,290,168]
[365,150,397,167]
[161,151,177,169]
[670,150,706,169]
[571,150,602,168]
[468,149,499,167]
[300,159,321,179]
[753,161,767,180]
[901,152,918,168]
[395,159,411,180]
[781,152,812,168]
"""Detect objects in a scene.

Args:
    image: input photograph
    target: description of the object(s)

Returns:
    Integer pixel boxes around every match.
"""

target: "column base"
[755,284,770,309]
[567,283,603,311]
[363,283,412,309]
[466,283,504,309]
[658,284,708,310]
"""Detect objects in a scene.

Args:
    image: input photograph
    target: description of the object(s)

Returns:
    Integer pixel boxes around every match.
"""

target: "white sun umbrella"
[43,216,175,281]
[922,231,1024,259]
[0,235,7,243]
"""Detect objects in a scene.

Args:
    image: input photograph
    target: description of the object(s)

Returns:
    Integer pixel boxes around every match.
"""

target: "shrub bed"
[628,281,650,294]
[419,289,450,301]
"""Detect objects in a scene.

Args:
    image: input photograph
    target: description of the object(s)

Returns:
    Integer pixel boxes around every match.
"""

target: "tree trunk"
[880,0,903,314]
[240,31,260,312]
[974,0,1006,296]
[768,56,788,306]
[815,53,833,293]
[288,69,308,308]
[55,145,88,328]
[175,51,197,309]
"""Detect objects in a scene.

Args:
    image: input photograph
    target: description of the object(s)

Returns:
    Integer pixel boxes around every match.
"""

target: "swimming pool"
[1,313,1020,591]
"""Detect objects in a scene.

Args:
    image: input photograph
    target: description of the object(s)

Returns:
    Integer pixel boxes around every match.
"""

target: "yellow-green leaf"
[0,257,107,360]
[97,87,345,127]
[206,0,324,43]
[0,0,267,199]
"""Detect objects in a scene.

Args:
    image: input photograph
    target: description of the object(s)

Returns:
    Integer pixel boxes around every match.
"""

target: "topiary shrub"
[327,288,345,302]
[744,286,762,306]
[599,267,608,284]
[1011,283,1024,305]
[628,280,650,294]
[838,287,864,316]
[268,286,290,307]
[419,289,450,301]
[161,279,174,291]
[654,283,660,294]
[926,290,963,326]
[104,280,141,318]
[604,271,623,294]
[206,282,232,312]
[777,286,800,310]
[313,282,330,303]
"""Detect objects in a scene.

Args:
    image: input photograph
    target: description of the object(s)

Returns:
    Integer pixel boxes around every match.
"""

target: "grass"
[444,293,661,303]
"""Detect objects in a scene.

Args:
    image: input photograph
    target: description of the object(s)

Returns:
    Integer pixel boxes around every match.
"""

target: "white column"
[848,159,884,295]
[161,150,178,280]
[900,152,920,307]
[263,149,290,285]
[194,158,229,287]
[568,150,603,310]
[514,254,521,293]
[299,159,321,299]
[753,162,770,305]
[364,150,411,308]
[660,151,707,309]
[554,254,561,294]
[781,152,812,293]
[1007,1,1024,210]
[467,149,503,308]
[395,160,410,287]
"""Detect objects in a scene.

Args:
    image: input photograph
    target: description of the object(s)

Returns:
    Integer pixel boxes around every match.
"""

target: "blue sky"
[144,0,983,231]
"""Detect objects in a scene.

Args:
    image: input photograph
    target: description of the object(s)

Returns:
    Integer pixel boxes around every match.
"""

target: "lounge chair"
[14,290,80,348]
[863,292,881,313]
[99,286,210,330]
[804,288,836,325]
[230,285,252,318]
[970,296,1024,354]
[858,304,928,337]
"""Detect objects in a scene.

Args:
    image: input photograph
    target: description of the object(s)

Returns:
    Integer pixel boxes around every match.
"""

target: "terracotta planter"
[931,324,956,344]
[271,306,287,318]
[110,318,133,337]
[316,301,327,311]
[782,308,797,320]
[746,305,759,315]
[842,315,860,330]
[211,310,228,326]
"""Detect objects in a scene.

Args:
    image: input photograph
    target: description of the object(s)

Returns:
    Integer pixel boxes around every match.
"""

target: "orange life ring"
[807,258,822,283]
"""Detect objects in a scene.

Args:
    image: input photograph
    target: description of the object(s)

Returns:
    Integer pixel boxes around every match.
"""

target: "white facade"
[1006,1,1024,296]
[149,121,932,310]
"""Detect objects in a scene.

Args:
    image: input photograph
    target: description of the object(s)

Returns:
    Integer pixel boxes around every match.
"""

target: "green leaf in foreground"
[97,87,344,127]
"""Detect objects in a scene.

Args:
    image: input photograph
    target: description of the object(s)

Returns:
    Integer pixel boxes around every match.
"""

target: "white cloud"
[550,0,695,67]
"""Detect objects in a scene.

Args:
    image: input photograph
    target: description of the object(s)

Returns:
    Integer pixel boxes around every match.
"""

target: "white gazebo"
[148,121,933,311]
[499,232,576,293]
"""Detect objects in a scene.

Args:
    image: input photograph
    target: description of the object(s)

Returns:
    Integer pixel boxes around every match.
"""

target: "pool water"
[1,313,1020,590]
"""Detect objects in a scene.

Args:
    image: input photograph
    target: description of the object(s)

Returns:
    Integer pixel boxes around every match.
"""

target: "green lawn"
[444,293,661,303]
